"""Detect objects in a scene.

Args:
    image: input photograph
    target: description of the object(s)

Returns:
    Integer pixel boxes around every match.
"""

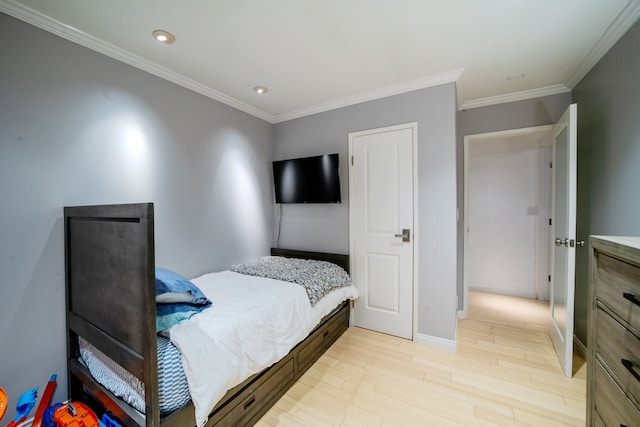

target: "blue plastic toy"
[6,386,39,427]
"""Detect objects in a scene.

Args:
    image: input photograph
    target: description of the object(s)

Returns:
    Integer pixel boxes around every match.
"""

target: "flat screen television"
[272,153,341,204]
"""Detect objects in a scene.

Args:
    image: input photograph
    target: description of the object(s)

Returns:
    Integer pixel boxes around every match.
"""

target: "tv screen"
[272,153,341,204]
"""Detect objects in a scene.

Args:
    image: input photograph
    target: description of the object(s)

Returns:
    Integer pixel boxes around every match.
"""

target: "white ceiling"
[2,0,640,123]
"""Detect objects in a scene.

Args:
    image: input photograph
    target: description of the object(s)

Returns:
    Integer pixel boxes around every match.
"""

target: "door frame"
[348,122,419,339]
[461,124,553,318]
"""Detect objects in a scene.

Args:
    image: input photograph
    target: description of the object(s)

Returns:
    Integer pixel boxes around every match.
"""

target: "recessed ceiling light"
[253,86,268,94]
[152,30,175,44]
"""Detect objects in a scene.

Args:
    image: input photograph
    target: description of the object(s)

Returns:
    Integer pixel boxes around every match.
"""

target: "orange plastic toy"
[0,386,7,421]
[53,401,100,427]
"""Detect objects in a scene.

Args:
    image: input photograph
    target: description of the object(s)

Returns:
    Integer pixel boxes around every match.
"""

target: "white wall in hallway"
[467,135,543,298]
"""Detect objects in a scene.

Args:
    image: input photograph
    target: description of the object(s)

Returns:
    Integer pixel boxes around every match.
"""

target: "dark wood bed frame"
[64,202,351,427]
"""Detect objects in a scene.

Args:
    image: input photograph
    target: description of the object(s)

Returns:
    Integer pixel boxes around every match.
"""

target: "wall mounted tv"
[272,153,341,204]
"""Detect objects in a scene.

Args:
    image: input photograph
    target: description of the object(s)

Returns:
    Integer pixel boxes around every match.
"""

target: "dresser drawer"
[596,306,640,406]
[594,360,640,427]
[593,410,606,427]
[595,253,640,330]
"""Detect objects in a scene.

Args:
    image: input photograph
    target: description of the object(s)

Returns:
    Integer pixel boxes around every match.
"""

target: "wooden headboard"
[270,247,349,273]
[64,202,159,425]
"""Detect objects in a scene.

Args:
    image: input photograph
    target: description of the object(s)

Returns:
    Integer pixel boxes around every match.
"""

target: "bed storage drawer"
[209,356,295,427]
[595,253,640,331]
[594,360,640,427]
[298,302,349,371]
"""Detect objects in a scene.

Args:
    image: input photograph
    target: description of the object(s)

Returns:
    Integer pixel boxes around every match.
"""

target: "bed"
[64,202,357,426]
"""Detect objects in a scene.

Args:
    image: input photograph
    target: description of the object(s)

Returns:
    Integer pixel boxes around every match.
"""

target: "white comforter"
[164,270,359,427]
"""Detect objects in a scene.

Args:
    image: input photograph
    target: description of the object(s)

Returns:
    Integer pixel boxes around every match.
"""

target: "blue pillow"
[156,311,200,332]
[155,267,210,304]
[155,268,212,331]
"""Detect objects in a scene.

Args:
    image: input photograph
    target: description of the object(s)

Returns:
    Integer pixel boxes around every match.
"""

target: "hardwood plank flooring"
[257,291,586,426]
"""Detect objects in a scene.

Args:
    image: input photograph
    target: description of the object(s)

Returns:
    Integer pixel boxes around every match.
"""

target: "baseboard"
[573,334,587,358]
[415,333,457,352]
[468,285,536,299]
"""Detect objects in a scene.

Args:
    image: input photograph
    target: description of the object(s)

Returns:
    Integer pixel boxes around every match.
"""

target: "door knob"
[395,229,410,242]
[555,238,584,248]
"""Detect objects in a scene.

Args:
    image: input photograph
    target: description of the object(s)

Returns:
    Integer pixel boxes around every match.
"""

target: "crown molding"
[566,0,640,89]
[273,69,464,123]
[0,0,276,123]
[4,0,638,122]
[459,84,571,110]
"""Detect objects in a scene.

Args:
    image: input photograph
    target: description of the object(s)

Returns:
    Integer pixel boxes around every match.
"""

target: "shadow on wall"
[534,101,554,124]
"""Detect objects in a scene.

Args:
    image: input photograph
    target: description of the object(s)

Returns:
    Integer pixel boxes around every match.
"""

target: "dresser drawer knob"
[622,292,640,307]
[621,358,640,382]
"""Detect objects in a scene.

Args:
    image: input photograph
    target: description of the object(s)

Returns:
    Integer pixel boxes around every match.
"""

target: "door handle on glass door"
[555,238,569,247]
[555,238,584,248]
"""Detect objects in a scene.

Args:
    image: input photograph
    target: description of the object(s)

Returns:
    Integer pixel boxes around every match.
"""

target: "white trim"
[462,125,554,319]
[459,1,640,110]
[274,70,462,123]
[468,285,537,300]
[566,0,640,89]
[414,333,457,352]
[574,334,587,359]
[459,84,570,110]
[0,0,275,123]
[463,125,554,142]
[0,0,460,124]
[455,71,465,110]
[412,124,420,343]
[4,0,637,121]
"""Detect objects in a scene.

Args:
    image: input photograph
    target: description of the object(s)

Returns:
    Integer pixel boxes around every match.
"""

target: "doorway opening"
[461,125,553,318]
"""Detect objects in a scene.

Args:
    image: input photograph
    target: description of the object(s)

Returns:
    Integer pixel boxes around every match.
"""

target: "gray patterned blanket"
[230,256,351,306]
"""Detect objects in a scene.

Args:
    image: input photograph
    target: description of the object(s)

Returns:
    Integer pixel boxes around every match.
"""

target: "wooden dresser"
[588,236,640,426]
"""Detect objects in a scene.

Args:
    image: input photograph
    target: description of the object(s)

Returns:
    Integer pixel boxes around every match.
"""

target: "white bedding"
[164,270,359,427]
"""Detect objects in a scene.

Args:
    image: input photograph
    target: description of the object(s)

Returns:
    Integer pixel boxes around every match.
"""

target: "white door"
[349,123,415,339]
[550,103,578,378]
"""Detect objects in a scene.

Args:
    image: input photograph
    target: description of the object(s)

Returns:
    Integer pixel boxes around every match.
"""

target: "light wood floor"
[257,291,586,426]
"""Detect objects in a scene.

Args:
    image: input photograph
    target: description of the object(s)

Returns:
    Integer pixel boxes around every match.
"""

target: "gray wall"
[274,83,459,341]
[0,13,273,417]
[573,18,640,347]
[456,93,573,309]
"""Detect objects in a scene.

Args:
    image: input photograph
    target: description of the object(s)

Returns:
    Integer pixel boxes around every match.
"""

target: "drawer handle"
[621,359,640,383]
[323,330,329,338]
[623,292,640,307]
[243,396,256,411]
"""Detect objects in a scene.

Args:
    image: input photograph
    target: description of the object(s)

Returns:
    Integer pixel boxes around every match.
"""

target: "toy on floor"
[32,374,58,427]
[42,402,63,427]
[99,413,122,427]
[0,386,7,421]
[6,386,39,427]
[52,401,100,427]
